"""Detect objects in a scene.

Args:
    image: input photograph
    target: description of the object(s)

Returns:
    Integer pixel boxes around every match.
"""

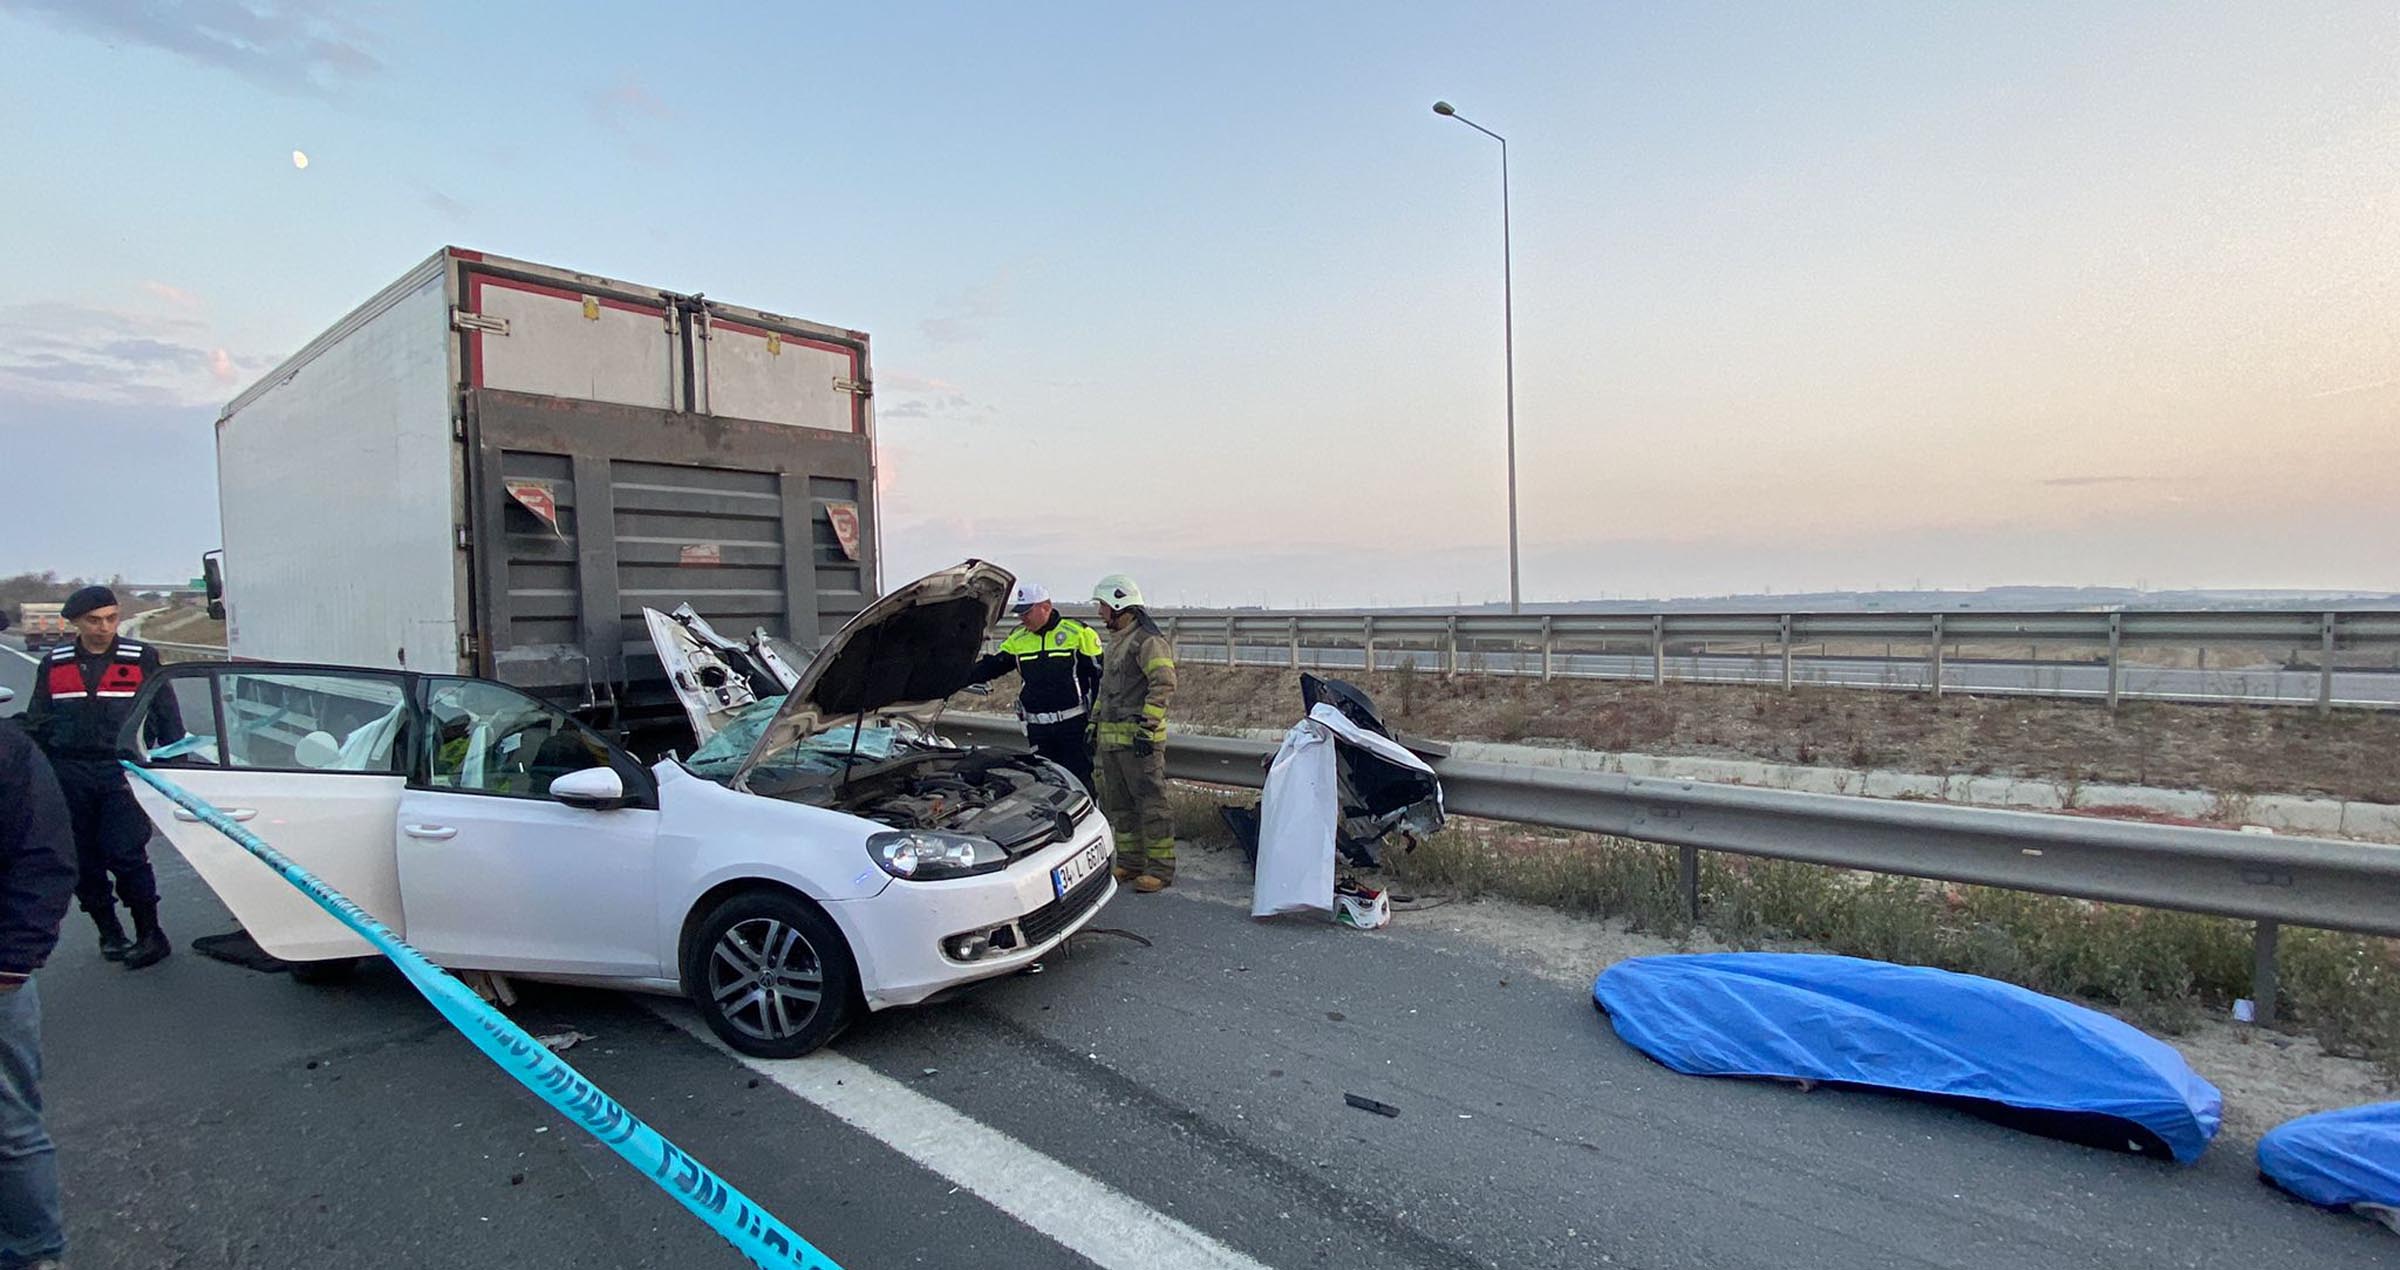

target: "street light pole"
[1433,100,1520,614]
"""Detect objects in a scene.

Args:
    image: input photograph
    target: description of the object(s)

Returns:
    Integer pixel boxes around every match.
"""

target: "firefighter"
[959,582,1103,791]
[1089,574,1177,892]
[24,586,182,969]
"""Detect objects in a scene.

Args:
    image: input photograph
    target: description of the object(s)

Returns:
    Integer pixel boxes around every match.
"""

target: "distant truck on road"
[203,247,880,736]
[18,602,66,652]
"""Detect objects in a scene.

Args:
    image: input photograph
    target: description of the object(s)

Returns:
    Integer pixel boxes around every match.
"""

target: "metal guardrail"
[1136,608,2400,713]
[146,640,233,663]
[940,714,2400,1025]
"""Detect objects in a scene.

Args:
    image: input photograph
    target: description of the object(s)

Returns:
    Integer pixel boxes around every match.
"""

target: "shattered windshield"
[682,695,909,784]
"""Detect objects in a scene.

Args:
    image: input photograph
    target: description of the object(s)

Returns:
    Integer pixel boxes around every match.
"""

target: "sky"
[0,1,2393,606]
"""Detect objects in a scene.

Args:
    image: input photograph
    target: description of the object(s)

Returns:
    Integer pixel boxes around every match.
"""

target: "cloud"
[879,371,968,395]
[421,187,471,219]
[875,389,995,426]
[583,73,674,163]
[919,271,1015,346]
[589,73,673,131]
[874,367,999,424]
[142,281,201,309]
[0,388,222,579]
[0,300,275,411]
[2,0,384,95]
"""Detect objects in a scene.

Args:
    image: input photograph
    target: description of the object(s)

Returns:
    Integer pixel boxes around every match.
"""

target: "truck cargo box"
[213,248,877,722]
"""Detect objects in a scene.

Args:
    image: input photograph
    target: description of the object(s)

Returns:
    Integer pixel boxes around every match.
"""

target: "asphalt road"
[1186,644,2400,707]
[18,826,2387,1268]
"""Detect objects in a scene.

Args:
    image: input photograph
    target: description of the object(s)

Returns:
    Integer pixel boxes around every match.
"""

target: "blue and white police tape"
[122,762,844,1270]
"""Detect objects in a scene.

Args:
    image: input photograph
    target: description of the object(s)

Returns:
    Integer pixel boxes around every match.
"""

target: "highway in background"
[1188,643,2400,707]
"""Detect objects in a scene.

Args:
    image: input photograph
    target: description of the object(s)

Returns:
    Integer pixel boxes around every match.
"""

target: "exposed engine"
[768,748,1093,857]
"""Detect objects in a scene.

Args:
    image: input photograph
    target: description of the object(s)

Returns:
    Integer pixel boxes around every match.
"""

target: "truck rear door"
[463,268,679,410]
[693,306,867,435]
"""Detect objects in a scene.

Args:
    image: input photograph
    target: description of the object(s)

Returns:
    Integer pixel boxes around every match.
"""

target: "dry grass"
[136,603,226,647]
[983,665,2400,804]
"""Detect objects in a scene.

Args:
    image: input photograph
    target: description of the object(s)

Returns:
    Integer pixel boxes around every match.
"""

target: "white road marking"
[1,645,37,665]
[657,1008,1275,1270]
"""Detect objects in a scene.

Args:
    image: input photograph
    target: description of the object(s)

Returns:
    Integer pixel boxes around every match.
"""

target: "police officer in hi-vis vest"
[958,582,1104,791]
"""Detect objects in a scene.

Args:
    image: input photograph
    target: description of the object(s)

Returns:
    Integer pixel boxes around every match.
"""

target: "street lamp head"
[1432,100,1456,116]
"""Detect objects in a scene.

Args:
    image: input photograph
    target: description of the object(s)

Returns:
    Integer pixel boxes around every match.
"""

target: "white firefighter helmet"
[1091,573,1146,611]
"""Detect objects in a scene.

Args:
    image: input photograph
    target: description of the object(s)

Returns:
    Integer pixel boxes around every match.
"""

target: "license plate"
[1051,838,1108,899]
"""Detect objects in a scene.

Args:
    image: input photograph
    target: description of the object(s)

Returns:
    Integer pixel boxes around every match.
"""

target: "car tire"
[289,956,362,986]
[685,889,857,1059]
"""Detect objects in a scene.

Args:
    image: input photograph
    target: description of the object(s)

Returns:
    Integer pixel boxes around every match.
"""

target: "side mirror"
[549,766,628,811]
[0,686,14,706]
[202,552,227,622]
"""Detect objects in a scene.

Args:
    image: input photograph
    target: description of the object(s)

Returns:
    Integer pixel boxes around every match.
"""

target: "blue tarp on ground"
[2260,1101,2400,1219]
[1593,953,2223,1164]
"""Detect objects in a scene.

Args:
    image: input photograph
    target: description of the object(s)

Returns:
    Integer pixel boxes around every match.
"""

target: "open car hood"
[734,560,1014,787]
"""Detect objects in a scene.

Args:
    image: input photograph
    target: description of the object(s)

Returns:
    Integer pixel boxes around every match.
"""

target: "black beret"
[62,586,118,620]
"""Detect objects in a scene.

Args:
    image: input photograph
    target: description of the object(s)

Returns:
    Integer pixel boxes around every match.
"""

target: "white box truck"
[206,248,878,732]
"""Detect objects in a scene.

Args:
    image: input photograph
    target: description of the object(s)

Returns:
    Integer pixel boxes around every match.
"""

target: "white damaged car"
[121,561,1116,1056]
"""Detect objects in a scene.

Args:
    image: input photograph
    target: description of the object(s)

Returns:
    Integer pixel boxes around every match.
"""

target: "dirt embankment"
[962,664,2400,804]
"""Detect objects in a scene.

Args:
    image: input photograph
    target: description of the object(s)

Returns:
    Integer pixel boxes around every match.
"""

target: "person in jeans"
[0,712,78,1268]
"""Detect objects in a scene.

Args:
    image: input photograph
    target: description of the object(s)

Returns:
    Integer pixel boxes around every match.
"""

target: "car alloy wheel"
[709,917,824,1042]
[686,889,856,1058]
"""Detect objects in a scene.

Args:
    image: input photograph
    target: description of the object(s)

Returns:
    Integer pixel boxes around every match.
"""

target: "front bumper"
[839,813,1118,1010]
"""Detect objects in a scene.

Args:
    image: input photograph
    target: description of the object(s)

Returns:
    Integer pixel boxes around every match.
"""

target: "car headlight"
[867,830,1008,881]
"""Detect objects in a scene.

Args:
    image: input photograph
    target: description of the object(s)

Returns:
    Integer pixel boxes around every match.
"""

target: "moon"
[291,150,310,170]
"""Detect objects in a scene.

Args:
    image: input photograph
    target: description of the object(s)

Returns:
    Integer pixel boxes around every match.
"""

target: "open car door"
[122,664,416,962]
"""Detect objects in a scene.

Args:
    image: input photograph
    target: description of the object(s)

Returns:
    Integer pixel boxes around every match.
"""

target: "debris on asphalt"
[1326,1011,1346,1022]
[533,1030,593,1053]
[1344,1093,1401,1118]
[459,970,519,1007]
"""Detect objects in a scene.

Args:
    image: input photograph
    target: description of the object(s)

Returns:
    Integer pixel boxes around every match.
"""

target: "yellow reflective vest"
[1094,613,1176,750]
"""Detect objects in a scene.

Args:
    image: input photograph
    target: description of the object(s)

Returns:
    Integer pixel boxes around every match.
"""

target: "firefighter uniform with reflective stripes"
[25,636,181,950]
[963,612,1104,791]
[1092,612,1177,883]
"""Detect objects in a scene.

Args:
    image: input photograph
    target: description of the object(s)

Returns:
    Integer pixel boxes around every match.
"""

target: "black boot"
[92,908,131,962]
[122,904,170,971]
